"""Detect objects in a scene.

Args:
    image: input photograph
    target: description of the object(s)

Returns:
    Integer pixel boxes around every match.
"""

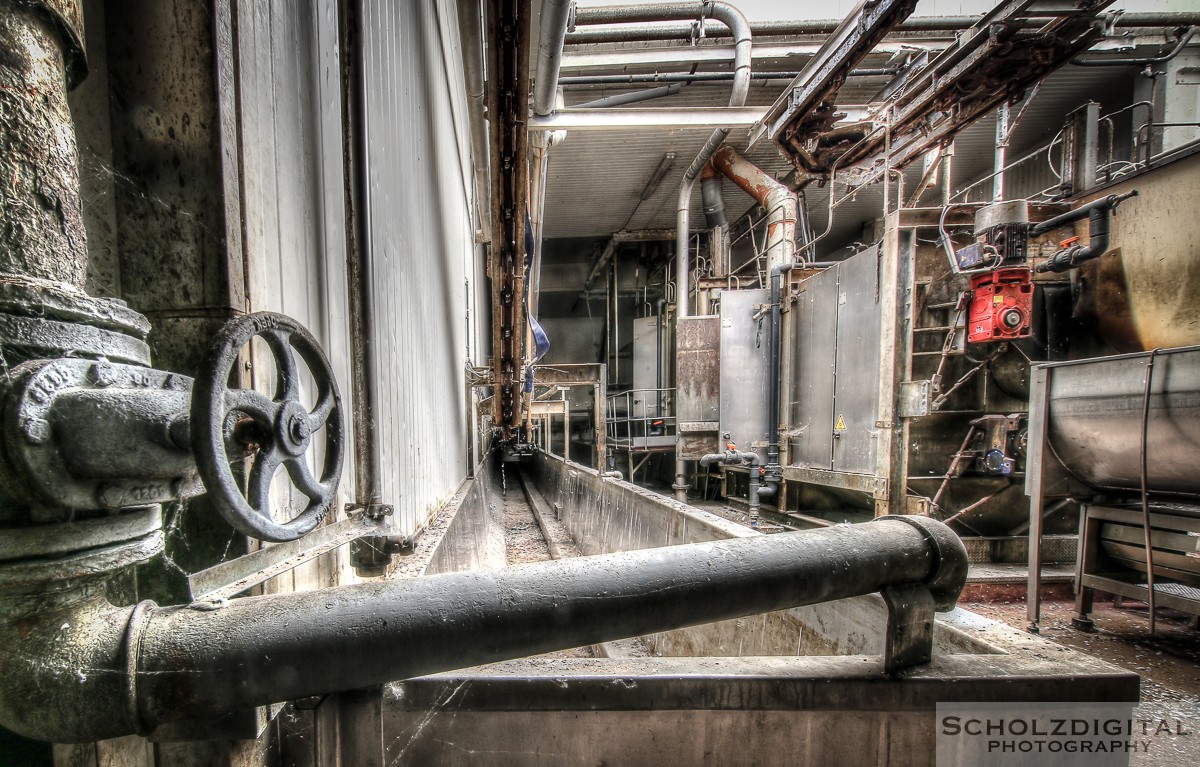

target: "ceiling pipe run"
[534,0,574,116]
[564,12,1200,45]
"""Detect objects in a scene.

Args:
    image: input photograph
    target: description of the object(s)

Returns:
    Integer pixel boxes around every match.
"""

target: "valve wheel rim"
[192,312,345,543]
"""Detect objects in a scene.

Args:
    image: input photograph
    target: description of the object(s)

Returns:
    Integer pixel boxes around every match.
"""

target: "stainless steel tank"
[1043,346,1200,498]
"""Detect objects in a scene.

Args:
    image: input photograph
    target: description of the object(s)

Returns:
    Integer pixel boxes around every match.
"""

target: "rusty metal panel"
[676,316,720,459]
[719,289,769,460]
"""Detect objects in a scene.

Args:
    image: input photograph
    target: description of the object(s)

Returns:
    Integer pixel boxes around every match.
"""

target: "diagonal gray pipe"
[0,516,966,743]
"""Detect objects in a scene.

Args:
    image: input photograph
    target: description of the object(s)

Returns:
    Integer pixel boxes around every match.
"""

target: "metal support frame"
[1059,102,1101,197]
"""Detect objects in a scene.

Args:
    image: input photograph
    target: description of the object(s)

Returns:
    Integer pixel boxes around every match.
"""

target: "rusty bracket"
[881,582,936,674]
[344,502,394,520]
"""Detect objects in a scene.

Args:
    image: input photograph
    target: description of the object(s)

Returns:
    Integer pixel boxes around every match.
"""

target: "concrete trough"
[382,454,1137,765]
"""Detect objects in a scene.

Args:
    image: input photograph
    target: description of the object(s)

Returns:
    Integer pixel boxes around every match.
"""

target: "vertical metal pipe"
[993,103,1008,201]
[341,0,382,513]
[533,0,573,116]
[0,0,88,286]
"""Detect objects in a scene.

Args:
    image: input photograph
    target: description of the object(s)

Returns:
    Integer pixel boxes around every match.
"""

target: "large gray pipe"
[0,0,89,287]
[0,516,966,742]
[534,0,574,116]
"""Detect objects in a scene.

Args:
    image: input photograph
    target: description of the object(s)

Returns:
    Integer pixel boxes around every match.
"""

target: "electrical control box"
[967,267,1034,343]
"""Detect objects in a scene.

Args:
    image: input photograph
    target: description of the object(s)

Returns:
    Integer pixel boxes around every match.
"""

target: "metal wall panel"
[719,289,769,459]
[631,315,660,394]
[788,270,838,469]
[361,0,479,533]
[238,0,481,543]
[238,0,357,589]
[831,246,885,475]
[676,316,720,459]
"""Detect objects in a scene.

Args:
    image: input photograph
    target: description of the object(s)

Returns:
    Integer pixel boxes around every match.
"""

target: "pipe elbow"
[0,593,137,743]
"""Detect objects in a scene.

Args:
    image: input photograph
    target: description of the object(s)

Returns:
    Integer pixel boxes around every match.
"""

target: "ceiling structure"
[539,26,1134,256]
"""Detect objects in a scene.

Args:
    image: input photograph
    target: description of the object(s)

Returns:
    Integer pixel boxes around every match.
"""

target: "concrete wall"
[528,452,994,657]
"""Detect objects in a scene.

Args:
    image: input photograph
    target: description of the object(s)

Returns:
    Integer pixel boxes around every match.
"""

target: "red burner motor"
[967,267,1033,343]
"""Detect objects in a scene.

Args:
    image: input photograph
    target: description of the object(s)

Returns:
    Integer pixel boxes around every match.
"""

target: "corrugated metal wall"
[237,0,482,549]
[237,0,357,590]
[359,0,479,533]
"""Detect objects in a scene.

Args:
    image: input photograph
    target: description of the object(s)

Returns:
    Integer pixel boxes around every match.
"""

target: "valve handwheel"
[192,312,345,542]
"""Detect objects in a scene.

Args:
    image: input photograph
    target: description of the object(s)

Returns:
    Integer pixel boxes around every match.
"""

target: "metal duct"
[700,163,727,229]
[711,144,798,273]
[0,516,967,742]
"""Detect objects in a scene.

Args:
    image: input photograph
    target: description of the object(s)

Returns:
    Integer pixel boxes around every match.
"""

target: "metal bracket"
[345,502,394,520]
[880,583,936,674]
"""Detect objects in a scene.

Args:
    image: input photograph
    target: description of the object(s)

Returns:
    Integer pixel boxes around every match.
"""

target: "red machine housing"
[967,267,1033,343]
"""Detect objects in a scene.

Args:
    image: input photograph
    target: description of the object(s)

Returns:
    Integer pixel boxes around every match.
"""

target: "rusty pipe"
[0,516,966,743]
[711,145,798,274]
[0,0,89,287]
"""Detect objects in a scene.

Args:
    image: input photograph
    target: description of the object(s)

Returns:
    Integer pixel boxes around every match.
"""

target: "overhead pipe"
[534,0,574,116]
[564,12,1200,44]
[561,69,898,86]
[1031,191,1138,273]
[0,516,967,742]
[574,83,682,109]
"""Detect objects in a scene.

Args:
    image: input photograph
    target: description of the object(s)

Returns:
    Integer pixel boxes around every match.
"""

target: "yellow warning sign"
[834,415,847,431]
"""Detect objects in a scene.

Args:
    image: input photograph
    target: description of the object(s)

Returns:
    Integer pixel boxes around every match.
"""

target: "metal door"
[831,246,884,474]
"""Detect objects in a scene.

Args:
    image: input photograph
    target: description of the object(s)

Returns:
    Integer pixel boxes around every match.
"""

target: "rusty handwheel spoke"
[224,388,278,425]
[307,391,336,430]
[248,449,283,514]
[262,328,301,402]
[192,312,345,543]
[284,456,326,502]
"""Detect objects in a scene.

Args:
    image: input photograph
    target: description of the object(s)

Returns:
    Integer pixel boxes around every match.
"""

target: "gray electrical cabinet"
[719,289,769,461]
[788,245,884,474]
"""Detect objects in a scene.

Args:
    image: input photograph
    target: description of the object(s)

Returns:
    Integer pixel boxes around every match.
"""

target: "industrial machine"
[0,0,971,745]
[1026,347,1200,633]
